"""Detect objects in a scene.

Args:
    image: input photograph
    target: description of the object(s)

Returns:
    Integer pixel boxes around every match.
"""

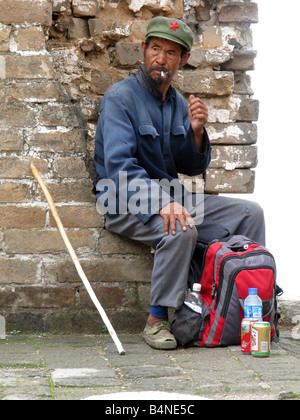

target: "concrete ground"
[0,326,299,401]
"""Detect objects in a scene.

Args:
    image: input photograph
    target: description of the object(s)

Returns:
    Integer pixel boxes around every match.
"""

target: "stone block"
[0,206,46,228]
[53,0,70,12]
[53,157,90,178]
[10,27,46,52]
[0,129,23,151]
[114,42,143,67]
[195,1,212,22]
[0,157,47,179]
[206,123,257,145]
[79,97,100,121]
[79,283,137,309]
[0,23,11,52]
[188,49,231,70]
[235,98,259,122]
[0,0,52,26]
[138,283,151,311]
[72,0,100,17]
[205,168,255,193]
[36,180,97,204]
[28,129,87,154]
[68,17,90,39]
[174,70,234,97]
[202,26,223,49]
[88,18,103,38]
[57,256,153,284]
[218,2,258,24]
[89,69,113,95]
[39,104,85,128]
[205,97,259,124]
[22,287,75,308]
[234,72,254,96]
[222,50,257,71]
[210,145,257,170]
[1,55,53,79]
[127,19,147,43]
[0,182,31,204]
[128,0,174,14]
[0,257,38,285]
[102,21,131,41]
[49,204,102,228]
[0,286,75,308]
[205,97,237,123]
[98,230,150,255]
[51,49,83,86]
[201,26,249,53]
[1,158,47,180]
[0,104,38,127]
[0,80,69,104]
[4,229,97,254]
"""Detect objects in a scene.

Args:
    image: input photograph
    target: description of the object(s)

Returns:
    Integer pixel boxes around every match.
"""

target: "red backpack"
[172,236,282,348]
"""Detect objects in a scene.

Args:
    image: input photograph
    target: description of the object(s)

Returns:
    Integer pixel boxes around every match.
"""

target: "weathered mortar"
[0,0,259,332]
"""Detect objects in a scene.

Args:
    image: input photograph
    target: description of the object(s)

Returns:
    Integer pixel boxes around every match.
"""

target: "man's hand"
[188,95,208,151]
[159,202,194,236]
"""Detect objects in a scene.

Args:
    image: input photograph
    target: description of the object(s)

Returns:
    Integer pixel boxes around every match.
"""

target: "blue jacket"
[94,71,211,224]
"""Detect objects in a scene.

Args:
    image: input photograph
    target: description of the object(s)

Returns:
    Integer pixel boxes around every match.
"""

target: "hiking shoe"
[142,321,177,350]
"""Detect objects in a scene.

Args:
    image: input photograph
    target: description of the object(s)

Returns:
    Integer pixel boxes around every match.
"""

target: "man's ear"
[141,41,146,55]
[180,52,191,67]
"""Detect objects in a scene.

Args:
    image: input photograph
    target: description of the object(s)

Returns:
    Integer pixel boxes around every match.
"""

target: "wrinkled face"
[142,37,189,86]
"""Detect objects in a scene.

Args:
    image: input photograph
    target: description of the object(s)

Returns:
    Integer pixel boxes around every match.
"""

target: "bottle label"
[244,305,262,319]
[185,302,202,314]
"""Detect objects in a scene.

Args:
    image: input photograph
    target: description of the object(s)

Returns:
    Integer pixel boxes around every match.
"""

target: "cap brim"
[146,32,191,52]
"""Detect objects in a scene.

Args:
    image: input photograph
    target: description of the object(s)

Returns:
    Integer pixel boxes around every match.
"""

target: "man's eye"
[167,51,177,60]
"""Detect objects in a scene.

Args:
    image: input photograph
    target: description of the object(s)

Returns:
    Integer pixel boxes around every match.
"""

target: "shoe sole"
[143,334,177,350]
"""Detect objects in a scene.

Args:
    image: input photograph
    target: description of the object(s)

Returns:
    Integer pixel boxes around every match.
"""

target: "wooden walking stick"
[31,163,125,355]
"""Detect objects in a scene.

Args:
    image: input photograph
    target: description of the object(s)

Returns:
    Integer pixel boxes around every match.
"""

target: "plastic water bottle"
[184,283,203,314]
[244,288,262,320]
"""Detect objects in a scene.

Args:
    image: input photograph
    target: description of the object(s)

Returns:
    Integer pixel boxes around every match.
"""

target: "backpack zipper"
[219,264,276,319]
[214,250,275,310]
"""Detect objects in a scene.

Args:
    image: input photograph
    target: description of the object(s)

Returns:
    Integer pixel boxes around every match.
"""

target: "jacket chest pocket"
[171,125,186,141]
[138,124,161,153]
[138,124,160,140]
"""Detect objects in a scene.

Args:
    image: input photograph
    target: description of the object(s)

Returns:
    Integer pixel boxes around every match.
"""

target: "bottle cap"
[248,288,258,294]
[192,283,201,292]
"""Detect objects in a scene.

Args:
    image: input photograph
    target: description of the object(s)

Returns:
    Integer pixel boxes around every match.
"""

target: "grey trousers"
[104,194,265,310]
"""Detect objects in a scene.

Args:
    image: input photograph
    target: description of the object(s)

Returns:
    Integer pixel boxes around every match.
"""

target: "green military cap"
[146,16,194,52]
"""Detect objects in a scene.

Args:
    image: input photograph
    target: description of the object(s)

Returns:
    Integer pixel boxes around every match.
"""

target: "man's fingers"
[188,95,208,119]
[182,208,195,229]
[162,215,170,236]
[170,213,177,236]
[175,213,187,234]
[160,203,195,236]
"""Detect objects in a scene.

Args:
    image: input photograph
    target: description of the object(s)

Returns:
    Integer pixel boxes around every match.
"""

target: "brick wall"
[0,0,258,332]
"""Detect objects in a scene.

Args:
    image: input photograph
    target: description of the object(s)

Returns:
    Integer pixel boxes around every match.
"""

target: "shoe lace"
[154,321,171,333]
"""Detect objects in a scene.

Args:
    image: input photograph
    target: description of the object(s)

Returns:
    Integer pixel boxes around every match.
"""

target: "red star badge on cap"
[170,21,179,32]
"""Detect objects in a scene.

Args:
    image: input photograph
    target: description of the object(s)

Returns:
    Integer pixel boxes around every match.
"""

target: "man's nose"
[155,50,167,63]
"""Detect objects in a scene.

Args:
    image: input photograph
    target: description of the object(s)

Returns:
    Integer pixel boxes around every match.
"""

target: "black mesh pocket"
[171,304,204,347]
